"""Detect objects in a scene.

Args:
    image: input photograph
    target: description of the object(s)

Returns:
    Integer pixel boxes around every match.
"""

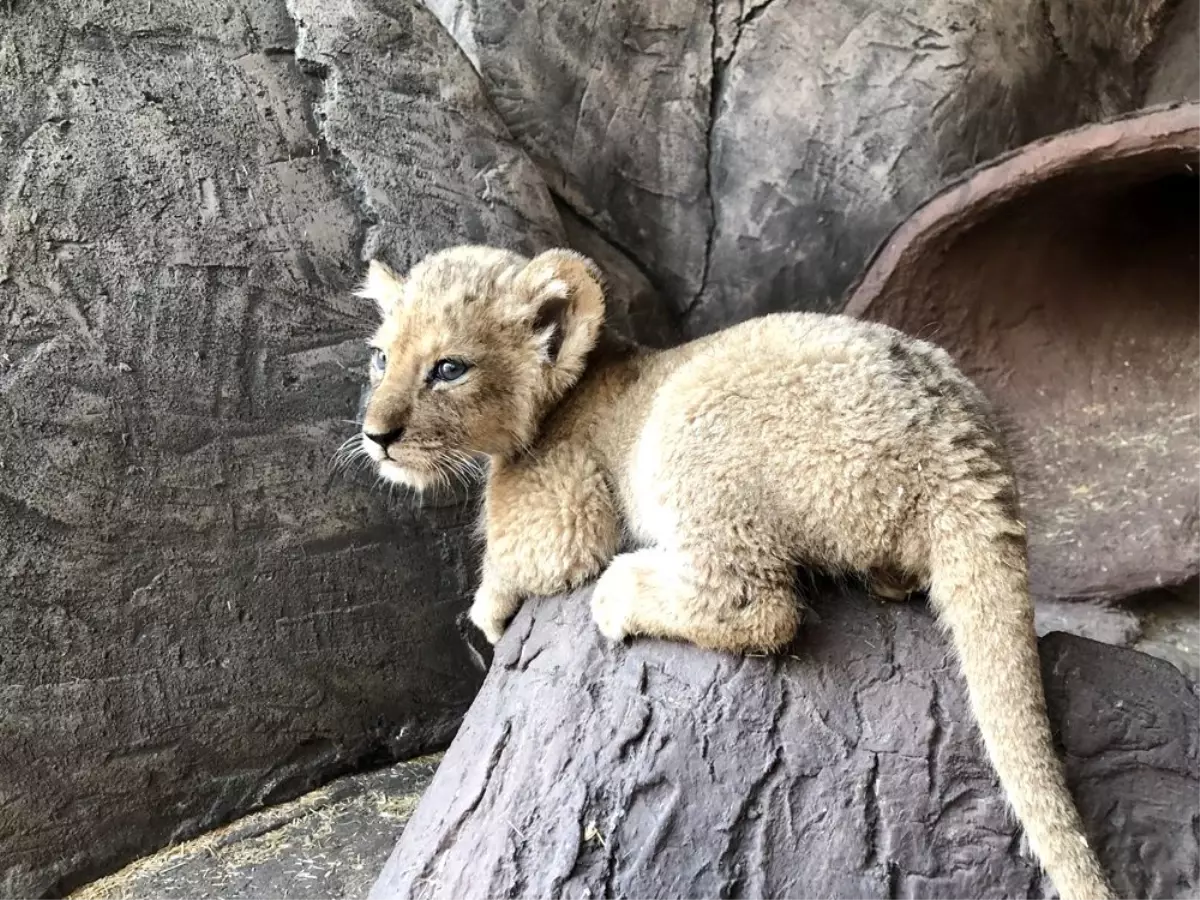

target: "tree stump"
[370,584,1198,900]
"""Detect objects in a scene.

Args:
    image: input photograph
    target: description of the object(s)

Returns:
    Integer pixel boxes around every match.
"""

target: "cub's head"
[354,245,606,491]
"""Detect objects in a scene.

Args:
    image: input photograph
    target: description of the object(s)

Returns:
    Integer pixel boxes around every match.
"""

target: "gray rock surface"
[426,0,712,315]
[1145,0,1200,105]
[1125,581,1200,684]
[0,0,661,894]
[71,755,442,900]
[1034,582,1200,684]
[554,200,681,350]
[2,0,1187,895]
[371,584,1199,900]
[426,0,1176,336]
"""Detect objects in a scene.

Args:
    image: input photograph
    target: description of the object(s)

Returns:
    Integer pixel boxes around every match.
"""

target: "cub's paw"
[455,611,493,672]
[867,580,908,602]
[468,593,510,645]
[591,554,644,642]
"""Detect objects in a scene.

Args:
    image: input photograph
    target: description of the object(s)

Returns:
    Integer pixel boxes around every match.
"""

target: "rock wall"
[426,0,1177,335]
[0,0,647,894]
[1145,0,1200,104]
[3,0,1194,894]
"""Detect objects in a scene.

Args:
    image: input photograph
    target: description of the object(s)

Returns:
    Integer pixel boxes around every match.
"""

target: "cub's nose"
[364,427,404,449]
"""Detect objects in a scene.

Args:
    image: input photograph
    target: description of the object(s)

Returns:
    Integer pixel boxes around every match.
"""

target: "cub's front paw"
[590,555,641,642]
[468,594,509,645]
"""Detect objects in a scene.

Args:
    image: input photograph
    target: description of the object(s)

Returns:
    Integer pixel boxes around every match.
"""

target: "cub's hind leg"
[866,567,922,602]
[590,548,800,654]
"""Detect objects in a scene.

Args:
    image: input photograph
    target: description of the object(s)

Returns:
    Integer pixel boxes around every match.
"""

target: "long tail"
[928,505,1115,900]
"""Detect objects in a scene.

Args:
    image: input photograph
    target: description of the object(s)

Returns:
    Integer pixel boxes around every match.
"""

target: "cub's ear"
[520,249,606,372]
[355,259,406,317]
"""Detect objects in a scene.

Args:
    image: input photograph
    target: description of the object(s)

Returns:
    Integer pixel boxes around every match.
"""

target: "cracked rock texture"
[370,586,1199,900]
[0,0,669,895]
[2,0,1191,895]
[427,0,1179,335]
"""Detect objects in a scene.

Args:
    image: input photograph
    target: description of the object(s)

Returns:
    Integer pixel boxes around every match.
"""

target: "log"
[371,584,1199,899]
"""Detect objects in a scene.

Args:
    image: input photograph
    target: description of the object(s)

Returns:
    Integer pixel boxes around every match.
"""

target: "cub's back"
[619,312,991,565]
[647,312,949,455]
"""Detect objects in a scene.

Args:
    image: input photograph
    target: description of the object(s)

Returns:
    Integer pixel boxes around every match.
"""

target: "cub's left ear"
[354,259,406,317]
[521,249,606,371]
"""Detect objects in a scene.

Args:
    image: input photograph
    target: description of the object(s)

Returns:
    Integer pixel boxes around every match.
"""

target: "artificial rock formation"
[371,585,1199,900]
[3,0,1194,895]
[1145,0,1200,104]
[426,0,1180,335]
[845,104,1200,604]
[72,755,443,900]
[0,0,667,895]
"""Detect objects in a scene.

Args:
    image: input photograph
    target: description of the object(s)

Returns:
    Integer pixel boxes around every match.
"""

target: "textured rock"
[845,105,1200,604]
[426,0,1175,336]
[1034,580,1200,684]
[1041,629,1200,900]
[1126,580,1200,684]
[1145,0,1200,105]
[2,0,1187,895]
[0,0,582,894]
[555,200,681,350]
[370,585,1199,900]
[71,755,441,900]
[426,0,711,313]
[1034,598,1144,648]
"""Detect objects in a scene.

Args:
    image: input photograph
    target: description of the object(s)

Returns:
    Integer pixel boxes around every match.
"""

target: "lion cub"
[355,245,1113,900]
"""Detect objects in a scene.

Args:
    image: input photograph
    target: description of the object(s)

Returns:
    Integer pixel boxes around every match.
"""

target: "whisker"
[443,449,481,494]
[452,462,472,493]
[442,450,469,492]
[330,434,365,473]
[330,435,360,459]
[435,459,452,495]
[330,436,373,480]
[436,457,456,495]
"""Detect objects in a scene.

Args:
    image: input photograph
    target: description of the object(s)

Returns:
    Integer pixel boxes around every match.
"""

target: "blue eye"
[370,348,386,376]
[431,358,470,383]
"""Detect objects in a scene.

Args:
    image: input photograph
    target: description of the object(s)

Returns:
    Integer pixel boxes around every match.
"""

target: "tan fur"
[354,245,1115,900]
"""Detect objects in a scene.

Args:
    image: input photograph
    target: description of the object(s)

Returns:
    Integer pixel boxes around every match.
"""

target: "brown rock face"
[369,586,1199,900]
[845,104,1200,603]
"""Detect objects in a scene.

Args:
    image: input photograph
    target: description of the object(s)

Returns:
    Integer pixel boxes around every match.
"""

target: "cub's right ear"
[354,259,406,317]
